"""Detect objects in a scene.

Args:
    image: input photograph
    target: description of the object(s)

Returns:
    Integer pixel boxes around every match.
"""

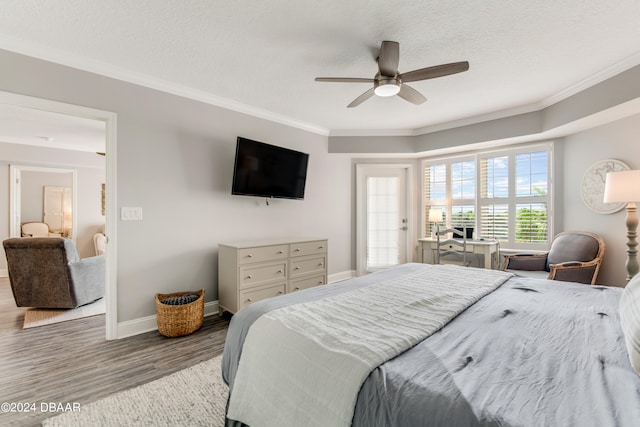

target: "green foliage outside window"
[515,207,547,243]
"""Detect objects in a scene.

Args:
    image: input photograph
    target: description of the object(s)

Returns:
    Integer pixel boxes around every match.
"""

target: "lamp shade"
[603,170,640,203]
[428,208,443,222]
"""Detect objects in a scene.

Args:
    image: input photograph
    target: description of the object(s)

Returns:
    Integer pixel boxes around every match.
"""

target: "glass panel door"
[357,165,409,275]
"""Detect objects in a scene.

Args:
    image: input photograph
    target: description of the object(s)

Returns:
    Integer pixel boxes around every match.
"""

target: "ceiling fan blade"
[377,41,399,77]
[400,61,469,83]
[398,84,427,105]
[347,88,375,108]
[315,77,374,83]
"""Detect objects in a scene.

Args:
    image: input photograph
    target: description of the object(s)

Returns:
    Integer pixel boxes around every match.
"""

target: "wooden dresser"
[218,238,328,314]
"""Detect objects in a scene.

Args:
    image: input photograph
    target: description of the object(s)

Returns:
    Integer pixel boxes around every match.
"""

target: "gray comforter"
[222,263,640,426]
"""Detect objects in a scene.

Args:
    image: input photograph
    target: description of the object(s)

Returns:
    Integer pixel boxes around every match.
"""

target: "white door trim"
[9,165,78,241]
[0,90,118,340]
[356,163,414,276]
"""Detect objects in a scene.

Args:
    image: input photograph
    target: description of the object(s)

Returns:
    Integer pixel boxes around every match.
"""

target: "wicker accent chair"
[3,237,104,308]
[502,231,605,285]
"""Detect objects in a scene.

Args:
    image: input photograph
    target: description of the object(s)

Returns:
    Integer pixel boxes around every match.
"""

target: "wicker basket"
[155,289,205,337]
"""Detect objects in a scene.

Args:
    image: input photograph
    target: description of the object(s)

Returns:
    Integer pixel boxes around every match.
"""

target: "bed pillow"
[620,273,640,374]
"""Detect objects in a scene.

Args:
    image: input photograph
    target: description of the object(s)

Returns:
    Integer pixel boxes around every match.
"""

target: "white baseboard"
[328,270,356,283]
[0,268,8,278]
[117,300,219,339]
[116,269,355,339]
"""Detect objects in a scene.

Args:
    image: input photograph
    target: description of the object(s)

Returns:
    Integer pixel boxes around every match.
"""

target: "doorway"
[356,164,413,276]
[9,165,77,241]
[0,90,117,339]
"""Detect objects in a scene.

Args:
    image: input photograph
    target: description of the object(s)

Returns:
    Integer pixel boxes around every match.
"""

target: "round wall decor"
[580,159,630,214]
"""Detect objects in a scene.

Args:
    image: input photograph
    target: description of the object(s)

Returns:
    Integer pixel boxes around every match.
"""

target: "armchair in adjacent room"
[3,237,104,308]
[93,225,106,256]
[502,231,605,285]
[21,221,61,237]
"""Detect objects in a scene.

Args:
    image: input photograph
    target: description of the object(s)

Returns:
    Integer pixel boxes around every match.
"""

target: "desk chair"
[435,227,471,267]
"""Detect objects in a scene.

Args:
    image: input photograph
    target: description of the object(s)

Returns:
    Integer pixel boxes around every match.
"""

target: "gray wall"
[0,49,352,324]
[0,141,106,265]
[561,113,640,286]
[20,170,73,223]
[1,45,637,332]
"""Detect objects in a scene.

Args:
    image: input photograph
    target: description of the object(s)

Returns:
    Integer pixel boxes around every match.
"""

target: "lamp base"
[625,203,639,282]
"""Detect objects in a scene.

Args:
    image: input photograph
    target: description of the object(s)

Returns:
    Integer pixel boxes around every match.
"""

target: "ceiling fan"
[315,41,469,108]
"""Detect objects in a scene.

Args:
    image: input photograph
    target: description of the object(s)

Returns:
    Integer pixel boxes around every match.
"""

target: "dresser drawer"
[239,261,287,288]
[289,240,327,257]
[288,274,325,293]
[290,255,326,278]
[237,245,289,265]
[239,283,286,309]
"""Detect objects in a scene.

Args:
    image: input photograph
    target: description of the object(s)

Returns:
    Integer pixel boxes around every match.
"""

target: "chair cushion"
[620,274,640,375]
[547,233,599,271]
[505,255,548,271]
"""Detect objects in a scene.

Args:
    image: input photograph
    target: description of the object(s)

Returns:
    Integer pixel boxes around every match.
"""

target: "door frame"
[1,90,118,340]
[356,163,414,276]
[9,165,78,241]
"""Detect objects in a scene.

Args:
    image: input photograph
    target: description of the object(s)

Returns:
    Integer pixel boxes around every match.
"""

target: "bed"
[222,263,640,427]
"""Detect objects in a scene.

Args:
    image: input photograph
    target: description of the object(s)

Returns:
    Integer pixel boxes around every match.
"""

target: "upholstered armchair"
[3,237,104,308]
[21,222,61,237]
[502,231,605,285]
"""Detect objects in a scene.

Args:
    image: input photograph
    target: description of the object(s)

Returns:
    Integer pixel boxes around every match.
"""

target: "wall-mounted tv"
[231,137,309,200]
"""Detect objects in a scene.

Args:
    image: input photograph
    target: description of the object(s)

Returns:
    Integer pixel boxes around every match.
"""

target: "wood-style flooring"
[0,278,230,427]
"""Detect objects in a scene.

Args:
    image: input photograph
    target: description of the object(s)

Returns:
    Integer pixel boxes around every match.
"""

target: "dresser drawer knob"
[247,254,253,258]
[295,267,300,270]
[294,248,301,252]
[294,287,300,291]
[317,281,323,285]
[247,298,253,302]
[278,250,284,254]
[277,291,283,295]
[246,275,252,279]
[277,269,283,273]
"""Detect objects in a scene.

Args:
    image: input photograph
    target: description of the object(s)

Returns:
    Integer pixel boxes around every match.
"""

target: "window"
[423,142,552,249]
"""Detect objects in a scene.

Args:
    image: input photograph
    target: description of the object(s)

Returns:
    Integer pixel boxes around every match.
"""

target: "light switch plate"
[121,207,143,220]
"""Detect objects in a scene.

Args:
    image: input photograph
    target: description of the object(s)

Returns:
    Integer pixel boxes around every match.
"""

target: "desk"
[418,238,500,269]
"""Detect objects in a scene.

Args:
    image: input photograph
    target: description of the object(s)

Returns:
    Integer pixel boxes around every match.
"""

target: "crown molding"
[540,49,640,108]
[2,36,639,139]
[330,50,640,137]
[329,128,416,137]
[0,38,330,137]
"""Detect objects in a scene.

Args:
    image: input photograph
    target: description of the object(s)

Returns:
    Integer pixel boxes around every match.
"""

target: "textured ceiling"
[1,0,640,137]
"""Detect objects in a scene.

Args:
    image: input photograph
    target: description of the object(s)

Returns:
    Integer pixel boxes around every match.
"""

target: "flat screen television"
[231,137,309,200]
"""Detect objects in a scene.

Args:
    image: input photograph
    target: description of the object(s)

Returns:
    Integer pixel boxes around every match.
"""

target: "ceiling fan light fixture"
[374,82,400,97]
[315,41,469,107]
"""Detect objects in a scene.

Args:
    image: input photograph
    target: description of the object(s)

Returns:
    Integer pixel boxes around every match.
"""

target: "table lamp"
[428,208,443,239]
[603,170,640,281]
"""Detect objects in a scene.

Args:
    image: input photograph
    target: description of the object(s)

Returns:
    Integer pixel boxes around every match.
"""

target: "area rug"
[43,355,228,426]
[23,298,106,329]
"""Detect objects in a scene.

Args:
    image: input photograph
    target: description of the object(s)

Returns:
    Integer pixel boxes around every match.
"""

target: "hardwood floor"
[0,278,230,427]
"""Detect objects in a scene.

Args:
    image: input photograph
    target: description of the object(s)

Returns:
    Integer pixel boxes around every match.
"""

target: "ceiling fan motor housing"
[374,75,401,97]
